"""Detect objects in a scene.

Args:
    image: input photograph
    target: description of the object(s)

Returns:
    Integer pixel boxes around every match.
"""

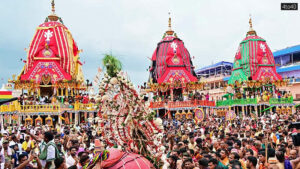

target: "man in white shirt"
[28,131,58,169]
[8,135,17,147]
[66,147,78,167]
[9,135,23,154]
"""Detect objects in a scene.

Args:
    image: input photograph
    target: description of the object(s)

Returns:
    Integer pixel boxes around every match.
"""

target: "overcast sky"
[0,0,299,86]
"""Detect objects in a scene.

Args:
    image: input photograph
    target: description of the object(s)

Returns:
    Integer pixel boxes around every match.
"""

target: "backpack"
[39,142,61,160]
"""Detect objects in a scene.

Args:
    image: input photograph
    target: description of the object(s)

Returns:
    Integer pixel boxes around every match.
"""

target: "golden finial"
[168,12,172,30]
[166,12,174,36]
[247,14,257,36]
[48,0,59,21]
[51,0,55,14]
[249,15,253,29]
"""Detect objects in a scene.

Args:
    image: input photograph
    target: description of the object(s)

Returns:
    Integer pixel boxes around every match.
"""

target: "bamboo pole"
[265,133,269,167]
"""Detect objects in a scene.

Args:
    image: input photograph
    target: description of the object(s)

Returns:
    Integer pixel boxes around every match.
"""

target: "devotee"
[208,158,219,169]
[246,156,257,169]
[1,139,12,167]
[28,131,60,169]
[15,153,42,169]
[198,158,208,169]
[21,136,33,153]
[0,109,299,169]
[66,147,78,168]
[54,158,67,169]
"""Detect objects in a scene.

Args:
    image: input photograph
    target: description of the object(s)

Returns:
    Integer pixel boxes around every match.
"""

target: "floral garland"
[96,71,163,167]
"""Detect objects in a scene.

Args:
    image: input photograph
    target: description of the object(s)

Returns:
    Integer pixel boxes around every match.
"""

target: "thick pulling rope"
[82,150,110,169]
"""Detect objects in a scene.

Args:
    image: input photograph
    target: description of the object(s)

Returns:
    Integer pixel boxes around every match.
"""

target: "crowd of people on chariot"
[17,93,95,107]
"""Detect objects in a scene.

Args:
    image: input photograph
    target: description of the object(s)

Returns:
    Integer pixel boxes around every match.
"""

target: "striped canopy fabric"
[150,35,197,84]
[228,68,247,84]
[229,35,282,84]
[21,21,80,80]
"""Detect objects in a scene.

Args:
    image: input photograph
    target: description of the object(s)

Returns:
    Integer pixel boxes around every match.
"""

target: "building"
[195,61,233,101]
[274,45,300,101]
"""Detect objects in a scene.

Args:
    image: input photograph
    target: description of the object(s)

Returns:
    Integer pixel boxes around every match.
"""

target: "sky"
[0,0,300,87]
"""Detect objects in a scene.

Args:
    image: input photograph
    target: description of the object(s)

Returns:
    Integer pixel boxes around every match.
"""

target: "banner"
[194,108,204,123]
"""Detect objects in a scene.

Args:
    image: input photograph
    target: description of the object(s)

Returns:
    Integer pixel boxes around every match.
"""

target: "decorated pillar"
[242,106,245,118]
[75,112,79,125]
[53,85,57,96]
[65,88,69,97]
[259,105,262,116]
[70,112,73,124]
[37,88,41,97]
[84,112,87,122]
[170,89,174,101]
[255,105,258,117]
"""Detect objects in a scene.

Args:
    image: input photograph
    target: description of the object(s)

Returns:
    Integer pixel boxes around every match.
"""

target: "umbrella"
[0,97,18,105]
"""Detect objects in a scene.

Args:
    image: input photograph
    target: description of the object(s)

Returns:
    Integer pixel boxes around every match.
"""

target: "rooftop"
[276,63,300,73]
[195,61,233,72]
[273,44,300,58]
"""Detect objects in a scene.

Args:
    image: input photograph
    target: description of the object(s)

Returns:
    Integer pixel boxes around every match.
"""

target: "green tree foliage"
[102,54,122,77]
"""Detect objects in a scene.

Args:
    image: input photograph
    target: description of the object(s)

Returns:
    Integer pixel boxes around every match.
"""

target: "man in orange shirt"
[219,149,229,166]
[258,150,267,169]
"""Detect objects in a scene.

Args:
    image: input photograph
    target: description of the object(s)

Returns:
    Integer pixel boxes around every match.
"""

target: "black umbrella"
[0,97,18,105]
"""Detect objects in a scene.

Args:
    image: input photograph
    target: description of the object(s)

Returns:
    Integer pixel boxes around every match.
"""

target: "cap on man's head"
[2,139,9,144]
